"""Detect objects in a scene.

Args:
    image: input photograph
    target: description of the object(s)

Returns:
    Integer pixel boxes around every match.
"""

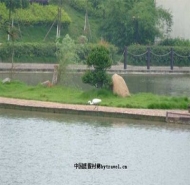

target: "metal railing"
[124,47,190,70]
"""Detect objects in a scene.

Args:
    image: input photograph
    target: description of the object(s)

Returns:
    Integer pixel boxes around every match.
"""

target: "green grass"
[63,4,99,42]
[0,24,65,43]
[0,81,189,109]
[19,25,58,43]
[0,4,99,43]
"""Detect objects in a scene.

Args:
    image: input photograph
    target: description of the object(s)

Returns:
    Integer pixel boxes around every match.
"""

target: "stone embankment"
[1,63,190,74]
[0,97,189,123]
[0,63,190,123]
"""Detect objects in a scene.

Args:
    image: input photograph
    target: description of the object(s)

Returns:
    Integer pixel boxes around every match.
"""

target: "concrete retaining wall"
[0,103,166,122]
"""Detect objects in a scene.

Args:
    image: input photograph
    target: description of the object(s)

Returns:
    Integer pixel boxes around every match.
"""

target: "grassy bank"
[0,81,189,110]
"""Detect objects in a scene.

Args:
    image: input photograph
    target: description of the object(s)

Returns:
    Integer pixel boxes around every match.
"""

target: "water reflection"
[0,72,190,96]
[0,109,190,185]
[1,109,190,132]
[123,74,190,96]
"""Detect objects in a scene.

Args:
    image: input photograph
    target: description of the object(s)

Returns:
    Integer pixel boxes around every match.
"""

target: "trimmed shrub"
[0,3,71,26]
[76,38,118,64]
[158,38,190,47]
[0,42,57,63]
[82,45,112,89]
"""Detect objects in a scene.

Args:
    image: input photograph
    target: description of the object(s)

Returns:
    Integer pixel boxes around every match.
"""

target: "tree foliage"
[82,45,112,88]
[0,0,29,77]
[0,0,29,11]
[0,0,29,21]
[56,34,79,81]
[65,0,105,17]
[0,0,29,33]
[86,45,112,69]
[0,3,71,25]
[158,38,190,47]
[0,3,9,20]
[99,0,172,48]
[67,0,172,49]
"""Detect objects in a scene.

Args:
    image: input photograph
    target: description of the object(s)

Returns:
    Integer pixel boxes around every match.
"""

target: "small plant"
[82,45,112,89]
[56,34,79,83]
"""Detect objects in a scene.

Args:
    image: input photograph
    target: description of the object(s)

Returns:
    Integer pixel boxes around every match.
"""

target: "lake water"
[0,109,190,185]
[0,72,189,97]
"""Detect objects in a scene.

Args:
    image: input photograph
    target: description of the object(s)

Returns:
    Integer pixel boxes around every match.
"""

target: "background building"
[156,0,190,39]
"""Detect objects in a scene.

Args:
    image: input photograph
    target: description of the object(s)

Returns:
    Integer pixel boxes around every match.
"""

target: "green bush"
[86,45,112,69]
[0,3,9,21]
[82,45,112,88]
[0,39,117,64]
[158,38,190,47]
[0,42,57,63]
[76,38,118,64]
[0,3,71,26]
[56,34,79,83]
[68,0,102,17]
[127,45,190,66]
[82,69,112,89]
[69,0,87,13]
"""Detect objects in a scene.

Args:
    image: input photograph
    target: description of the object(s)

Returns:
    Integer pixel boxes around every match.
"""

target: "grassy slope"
[0,4,100,43]
[0,24,58,43]
[0,81,189,109]
[64,4,100,42]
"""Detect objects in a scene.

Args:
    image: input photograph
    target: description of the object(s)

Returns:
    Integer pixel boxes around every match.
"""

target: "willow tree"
[56,34,79,84]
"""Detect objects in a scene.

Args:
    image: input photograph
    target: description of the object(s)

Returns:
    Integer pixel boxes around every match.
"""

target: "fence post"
[170,48,174,70]
[124,46,127,69]
[146,47,150,70]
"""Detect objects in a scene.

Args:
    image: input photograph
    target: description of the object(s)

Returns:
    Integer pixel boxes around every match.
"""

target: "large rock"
[112,74,130,97]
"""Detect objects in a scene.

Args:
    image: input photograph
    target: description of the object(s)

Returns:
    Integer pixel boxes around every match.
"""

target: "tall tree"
[0,0,29,30]
[99,0,172,49]
[0,0,29,78]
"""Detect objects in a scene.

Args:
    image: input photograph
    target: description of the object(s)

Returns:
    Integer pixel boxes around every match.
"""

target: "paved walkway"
[0,97,189,122]
[1,63,190,74]
[0,63,190,123]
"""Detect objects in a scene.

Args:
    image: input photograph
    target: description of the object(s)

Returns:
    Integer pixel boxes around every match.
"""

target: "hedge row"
[0,41,118,64]
[0,42,57,63]
[127,45,190,66]
[0,3,71,26]
[1,43,189,66]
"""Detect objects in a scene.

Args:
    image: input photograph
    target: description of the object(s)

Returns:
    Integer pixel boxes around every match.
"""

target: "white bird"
[88,98,102,110]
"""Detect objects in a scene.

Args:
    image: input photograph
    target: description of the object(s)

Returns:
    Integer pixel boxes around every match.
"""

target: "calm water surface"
[0,109,190,185]
[0,72,189,96]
